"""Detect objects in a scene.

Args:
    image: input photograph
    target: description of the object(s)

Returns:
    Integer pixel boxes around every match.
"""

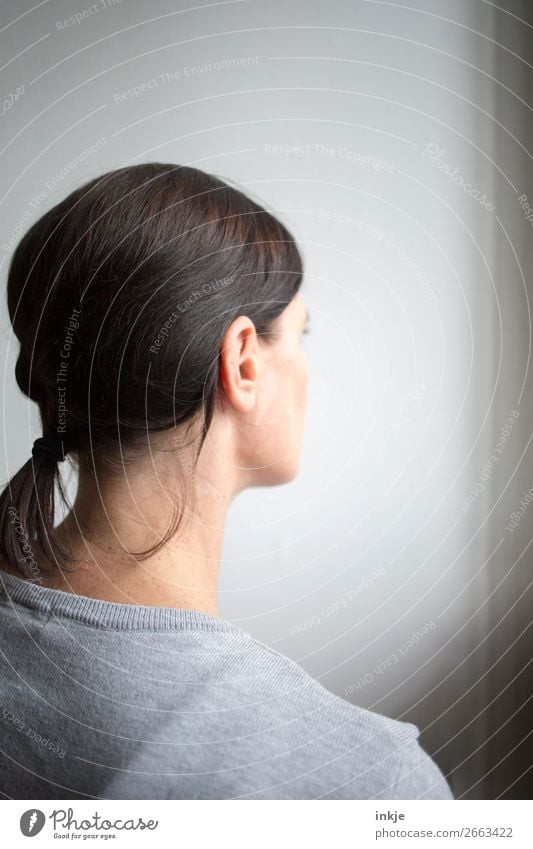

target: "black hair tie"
[32,437,65,464]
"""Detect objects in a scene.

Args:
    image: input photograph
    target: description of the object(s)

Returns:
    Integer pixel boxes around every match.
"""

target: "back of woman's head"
[0,162,303,579]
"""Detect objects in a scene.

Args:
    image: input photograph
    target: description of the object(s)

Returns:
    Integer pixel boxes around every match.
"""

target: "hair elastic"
[31,437,65,464]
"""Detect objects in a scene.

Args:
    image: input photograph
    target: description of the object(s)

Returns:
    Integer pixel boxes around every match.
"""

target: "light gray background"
[1,0,532,800]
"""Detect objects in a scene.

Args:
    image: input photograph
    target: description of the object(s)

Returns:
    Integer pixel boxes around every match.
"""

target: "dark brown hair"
[0,162,303,579]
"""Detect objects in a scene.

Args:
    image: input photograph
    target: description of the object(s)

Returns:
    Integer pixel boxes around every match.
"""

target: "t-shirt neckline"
[0,569,243,633]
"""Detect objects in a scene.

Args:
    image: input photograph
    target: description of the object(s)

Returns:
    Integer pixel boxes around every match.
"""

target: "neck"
[42,431,236,617]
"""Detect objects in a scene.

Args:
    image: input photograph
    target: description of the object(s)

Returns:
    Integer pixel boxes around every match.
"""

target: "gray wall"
[1,0,532,799]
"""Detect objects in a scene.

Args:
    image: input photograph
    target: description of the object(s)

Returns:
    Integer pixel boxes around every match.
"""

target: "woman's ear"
[219,316,260,414]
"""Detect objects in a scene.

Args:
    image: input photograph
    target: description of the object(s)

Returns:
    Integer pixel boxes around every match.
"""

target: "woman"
[0,162,453,800]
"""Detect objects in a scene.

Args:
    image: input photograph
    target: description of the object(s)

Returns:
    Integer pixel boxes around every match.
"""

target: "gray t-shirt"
[0,570,453,800]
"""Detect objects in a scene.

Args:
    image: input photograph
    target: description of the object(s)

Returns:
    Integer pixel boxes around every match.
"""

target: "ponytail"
[0,441,69,581]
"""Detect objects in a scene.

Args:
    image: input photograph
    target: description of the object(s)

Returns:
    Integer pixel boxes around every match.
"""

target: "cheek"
[285,353,309,437]
[261,346,308,436]
[300,356,309,402]
[294,351,309,407]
